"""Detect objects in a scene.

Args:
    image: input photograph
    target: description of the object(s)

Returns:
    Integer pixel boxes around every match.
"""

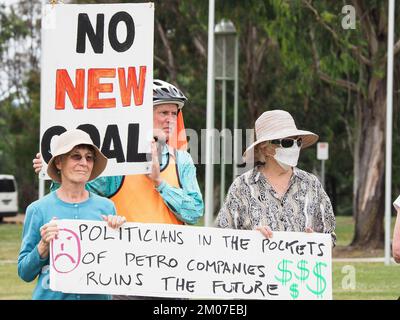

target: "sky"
[0,0,40,101]
[0,0,19,5]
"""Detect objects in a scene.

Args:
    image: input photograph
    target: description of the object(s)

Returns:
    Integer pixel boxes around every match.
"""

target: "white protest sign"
[50,220,332,300]
[40,3,154,178]
[317,142,329,160]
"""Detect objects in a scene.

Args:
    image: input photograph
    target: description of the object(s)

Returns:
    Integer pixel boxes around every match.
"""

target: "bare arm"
[392,209,400,263]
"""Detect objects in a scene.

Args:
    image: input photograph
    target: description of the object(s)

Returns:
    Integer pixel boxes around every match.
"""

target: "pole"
[205,0,215,227]
[233,36,239,180]
[321,160,325,189]
[220,37,227,207]
[39,0,46,199]
[385,0,395,265]
[39,179,45,199]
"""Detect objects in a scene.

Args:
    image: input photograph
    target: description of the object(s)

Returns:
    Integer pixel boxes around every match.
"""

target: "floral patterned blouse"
[216,166,336,246]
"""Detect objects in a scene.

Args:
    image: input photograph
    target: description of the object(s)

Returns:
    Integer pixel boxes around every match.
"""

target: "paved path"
[3,213,24,224]
[0,260,17,265]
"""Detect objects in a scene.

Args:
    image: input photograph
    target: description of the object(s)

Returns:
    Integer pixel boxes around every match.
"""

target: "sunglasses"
[270,137,302,148]
[67,153,96,163]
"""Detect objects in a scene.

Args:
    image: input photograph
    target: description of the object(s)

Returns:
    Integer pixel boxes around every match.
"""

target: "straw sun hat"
[243,110,319,163]
[47,129,107,183]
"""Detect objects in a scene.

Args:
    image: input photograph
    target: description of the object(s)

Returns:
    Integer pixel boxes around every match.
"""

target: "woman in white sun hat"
[216,110,336,245]
[18,129,126,300]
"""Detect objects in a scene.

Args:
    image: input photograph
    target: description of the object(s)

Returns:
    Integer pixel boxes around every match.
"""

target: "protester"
[216,109,336,245]
[19,129,126,300]
[392,196,400,263]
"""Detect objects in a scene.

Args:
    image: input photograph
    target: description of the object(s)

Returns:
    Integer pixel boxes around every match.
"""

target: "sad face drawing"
[51,228,81,273]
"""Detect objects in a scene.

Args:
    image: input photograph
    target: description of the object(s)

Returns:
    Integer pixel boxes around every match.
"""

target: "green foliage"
[321,11,336,24]
[1,0,399,223]
[0,1,41,211]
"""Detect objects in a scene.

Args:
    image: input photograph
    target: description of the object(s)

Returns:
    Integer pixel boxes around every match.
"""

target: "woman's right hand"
[38,218,59,258]
[33,153,43,174]
[256,225,273,239]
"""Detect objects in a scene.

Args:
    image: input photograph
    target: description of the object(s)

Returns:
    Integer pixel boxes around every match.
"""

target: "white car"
[0,174,18,222]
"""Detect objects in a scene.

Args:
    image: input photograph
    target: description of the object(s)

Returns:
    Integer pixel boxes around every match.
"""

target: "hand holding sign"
[256,225,273,238]
[33,153,43,174]
[146,139,162,187]
[38,217,59,259]
[101,214,127,229]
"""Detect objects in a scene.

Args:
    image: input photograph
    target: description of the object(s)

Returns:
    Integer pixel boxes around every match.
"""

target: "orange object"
[110,153,184,225]
[168,111,188,151]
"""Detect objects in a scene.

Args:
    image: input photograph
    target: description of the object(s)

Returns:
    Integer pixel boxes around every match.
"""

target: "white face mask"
[273,144,301,171]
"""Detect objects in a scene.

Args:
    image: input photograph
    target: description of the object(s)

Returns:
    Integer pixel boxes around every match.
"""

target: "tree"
[3,0,387,240]
[0,0,41,211]
[83,0,356,218]
[273,0,400,248]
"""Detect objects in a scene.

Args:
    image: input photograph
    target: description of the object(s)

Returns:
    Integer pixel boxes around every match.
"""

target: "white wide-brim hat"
[243,109,319,163]
[47,129,108,183]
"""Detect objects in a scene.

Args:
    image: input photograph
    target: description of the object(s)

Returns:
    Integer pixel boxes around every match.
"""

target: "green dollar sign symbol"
[275,259,293,286]
[290,283,299,299]
[306,262,327,298]
[295,259,310,283]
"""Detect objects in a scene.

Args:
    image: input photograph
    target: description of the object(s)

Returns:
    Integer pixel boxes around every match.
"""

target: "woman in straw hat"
[216,110,336,245]
[18,129,126,300]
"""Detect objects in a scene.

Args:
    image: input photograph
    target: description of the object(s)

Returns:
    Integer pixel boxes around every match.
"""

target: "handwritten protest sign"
[40,3,154,178]
[49,220,332,300]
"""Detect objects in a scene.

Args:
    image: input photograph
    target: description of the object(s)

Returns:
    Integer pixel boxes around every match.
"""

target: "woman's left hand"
[256,225,273,238]
[305,227,314,233]
[102,215,127,229]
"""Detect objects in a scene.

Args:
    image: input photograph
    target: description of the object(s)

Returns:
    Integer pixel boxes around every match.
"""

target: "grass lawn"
[0,224,35,299]
[333,262,400,300]
[0,263,35,299]
[332,216,400,299]
[333,216,397,258]
[335,216,355,246]
[1,217,400,300]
